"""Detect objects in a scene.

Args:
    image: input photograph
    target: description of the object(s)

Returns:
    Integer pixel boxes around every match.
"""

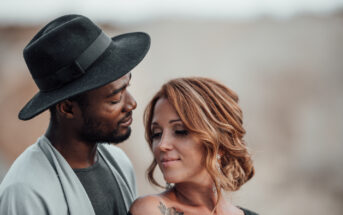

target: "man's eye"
[151,132,162,139]
[175,130,188,136]
[110,100,120,104]
[110,96,122,104]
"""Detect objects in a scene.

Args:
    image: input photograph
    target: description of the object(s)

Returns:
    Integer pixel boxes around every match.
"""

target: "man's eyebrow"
[106,85,126,98]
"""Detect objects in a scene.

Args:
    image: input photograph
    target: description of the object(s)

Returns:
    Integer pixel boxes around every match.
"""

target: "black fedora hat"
[19,14,150,120]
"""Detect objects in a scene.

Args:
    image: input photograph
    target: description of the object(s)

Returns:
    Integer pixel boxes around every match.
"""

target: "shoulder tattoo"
[158,201,184,215]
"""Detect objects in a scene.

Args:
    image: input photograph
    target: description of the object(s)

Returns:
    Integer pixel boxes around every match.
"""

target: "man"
[0,14,150,215]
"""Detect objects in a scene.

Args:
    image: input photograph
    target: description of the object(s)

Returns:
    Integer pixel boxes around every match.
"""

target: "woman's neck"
[171,183,242,215]
[173,182,220,211]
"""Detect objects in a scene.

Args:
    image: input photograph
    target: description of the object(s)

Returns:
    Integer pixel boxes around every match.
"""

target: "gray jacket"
[0,136,137,215]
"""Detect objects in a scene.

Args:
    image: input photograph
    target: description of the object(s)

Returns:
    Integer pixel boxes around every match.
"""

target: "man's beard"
[79,114,131,145]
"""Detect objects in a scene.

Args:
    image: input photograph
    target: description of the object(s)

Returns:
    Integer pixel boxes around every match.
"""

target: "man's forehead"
[107,73,131,92]
[113,73,131,85]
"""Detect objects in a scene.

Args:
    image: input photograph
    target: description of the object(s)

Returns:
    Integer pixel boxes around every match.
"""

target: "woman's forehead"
[152,98,180,124]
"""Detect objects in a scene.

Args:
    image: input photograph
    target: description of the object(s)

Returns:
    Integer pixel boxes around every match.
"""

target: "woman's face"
[151,98,210,184]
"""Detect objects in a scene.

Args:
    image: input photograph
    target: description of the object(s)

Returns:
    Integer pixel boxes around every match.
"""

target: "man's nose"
[123,91,137,112]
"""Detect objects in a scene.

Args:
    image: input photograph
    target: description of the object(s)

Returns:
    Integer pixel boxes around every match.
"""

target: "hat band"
[35,31,112,92]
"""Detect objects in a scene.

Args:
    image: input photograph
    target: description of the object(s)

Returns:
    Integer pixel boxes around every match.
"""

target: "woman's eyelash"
[151,129,188,140]
[151,132,162,139]
[175,130,188,135]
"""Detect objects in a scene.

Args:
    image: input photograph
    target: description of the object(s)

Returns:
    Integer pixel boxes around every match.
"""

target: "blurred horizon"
[1,0,343,25]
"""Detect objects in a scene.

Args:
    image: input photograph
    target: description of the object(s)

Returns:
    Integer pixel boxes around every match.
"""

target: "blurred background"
[1,1,343,214]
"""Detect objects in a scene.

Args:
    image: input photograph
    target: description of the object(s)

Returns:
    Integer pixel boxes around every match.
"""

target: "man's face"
[77,73,136,144]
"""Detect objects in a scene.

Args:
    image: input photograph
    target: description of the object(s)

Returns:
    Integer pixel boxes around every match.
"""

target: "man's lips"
[119,117,132,127]
[119,112,133,127]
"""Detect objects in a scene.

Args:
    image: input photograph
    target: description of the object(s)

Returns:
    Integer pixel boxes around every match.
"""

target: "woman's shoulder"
[129,194,166,215]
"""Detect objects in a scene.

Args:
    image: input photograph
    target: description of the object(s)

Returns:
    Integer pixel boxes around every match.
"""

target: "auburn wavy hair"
[144,77,254,196]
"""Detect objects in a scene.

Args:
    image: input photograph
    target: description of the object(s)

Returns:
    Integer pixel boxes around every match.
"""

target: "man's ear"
[55,99,78,119]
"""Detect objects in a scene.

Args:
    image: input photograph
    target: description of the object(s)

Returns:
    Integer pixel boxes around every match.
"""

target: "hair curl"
[144,77,254,197]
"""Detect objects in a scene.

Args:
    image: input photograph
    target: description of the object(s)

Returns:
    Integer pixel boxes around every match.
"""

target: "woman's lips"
[161,159,181,168]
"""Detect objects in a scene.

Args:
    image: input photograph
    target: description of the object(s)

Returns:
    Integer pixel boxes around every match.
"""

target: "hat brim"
[19,32,150,120]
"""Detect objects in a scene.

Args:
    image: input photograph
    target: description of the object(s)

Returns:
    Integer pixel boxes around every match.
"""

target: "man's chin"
[107,127,132,144]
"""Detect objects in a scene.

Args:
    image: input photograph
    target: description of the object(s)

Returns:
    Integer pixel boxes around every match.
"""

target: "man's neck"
[45,122,98,169]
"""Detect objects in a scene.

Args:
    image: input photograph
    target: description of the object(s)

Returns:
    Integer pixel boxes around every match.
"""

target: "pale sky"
[1,0,343,24]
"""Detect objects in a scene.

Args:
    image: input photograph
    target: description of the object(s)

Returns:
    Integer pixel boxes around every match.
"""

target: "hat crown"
[23,15,101,80]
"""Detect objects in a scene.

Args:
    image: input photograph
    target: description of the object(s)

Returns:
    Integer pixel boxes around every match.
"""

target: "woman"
[129,77,257,215]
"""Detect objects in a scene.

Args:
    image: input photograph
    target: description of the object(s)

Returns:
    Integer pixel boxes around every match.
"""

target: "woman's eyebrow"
[169,119,181,124]
[151,119,181,126]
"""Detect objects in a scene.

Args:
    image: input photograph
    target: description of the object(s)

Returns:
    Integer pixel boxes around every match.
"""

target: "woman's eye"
[175,130,188,136]
[151,132,162,139]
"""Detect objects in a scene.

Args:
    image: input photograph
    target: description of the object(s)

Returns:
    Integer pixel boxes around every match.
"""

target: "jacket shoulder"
[0,183,49,214]
[0,143,68,214]
[0,144,58,188]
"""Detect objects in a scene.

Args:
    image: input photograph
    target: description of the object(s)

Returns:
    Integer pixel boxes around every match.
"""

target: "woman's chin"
[163,176,180,184]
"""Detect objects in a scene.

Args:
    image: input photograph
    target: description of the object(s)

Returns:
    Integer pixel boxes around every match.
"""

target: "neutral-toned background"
[1,2,343,215]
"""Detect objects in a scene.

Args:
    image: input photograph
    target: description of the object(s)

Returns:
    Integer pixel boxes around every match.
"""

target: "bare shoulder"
[129,195,162,215]
[129,194,184,215]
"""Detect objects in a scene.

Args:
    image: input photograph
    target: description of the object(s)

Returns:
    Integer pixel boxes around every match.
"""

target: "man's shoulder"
[2,143,46,179]
[0,142,60,194]
[0,141,68,214]
[0,182,44,212]
[0,182,37,198]
[0,182,67,214]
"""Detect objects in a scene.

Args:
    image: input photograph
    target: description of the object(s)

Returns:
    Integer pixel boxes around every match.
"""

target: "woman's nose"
[158,133,173,151]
